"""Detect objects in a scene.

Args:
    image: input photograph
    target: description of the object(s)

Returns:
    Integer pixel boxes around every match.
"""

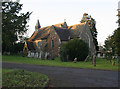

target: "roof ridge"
[53,26,68,30]
[69,22,86,27]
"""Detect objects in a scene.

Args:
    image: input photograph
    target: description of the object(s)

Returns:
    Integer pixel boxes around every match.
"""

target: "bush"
[59,39,89,61]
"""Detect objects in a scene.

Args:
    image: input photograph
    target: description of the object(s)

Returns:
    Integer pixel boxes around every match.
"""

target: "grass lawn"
[2,55,118,71]
[2,68,49,88]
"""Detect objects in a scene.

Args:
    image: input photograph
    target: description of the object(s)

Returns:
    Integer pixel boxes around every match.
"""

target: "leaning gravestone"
[73,58,77,63]
[84,56,89,62]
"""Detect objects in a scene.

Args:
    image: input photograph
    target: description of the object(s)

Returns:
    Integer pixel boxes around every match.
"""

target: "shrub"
[59,39,89,61]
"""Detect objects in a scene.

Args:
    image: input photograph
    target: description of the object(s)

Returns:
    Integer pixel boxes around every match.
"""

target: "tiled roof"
[53,26,70,41]
[68,23,86,38]
[68,22,86,29]
[54,23,64,27]
[28,22,86,42]
[31,27,49,41]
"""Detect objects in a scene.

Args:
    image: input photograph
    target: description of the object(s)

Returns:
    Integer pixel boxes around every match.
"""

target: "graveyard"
[2,55,118,71]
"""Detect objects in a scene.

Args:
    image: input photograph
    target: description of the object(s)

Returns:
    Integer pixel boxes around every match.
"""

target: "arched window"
[51,40,54,48]
[38,41,41,47]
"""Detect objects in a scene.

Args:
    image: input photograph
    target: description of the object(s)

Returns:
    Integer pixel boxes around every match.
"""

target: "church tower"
[35,19,41,31]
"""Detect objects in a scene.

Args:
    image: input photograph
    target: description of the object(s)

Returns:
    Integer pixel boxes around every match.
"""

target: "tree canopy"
[113,28,120,56]
[81,13,99,51]
[104,35,115,56]
[59,39,89,62]
[104,28,120,56]
[2,1,32,53]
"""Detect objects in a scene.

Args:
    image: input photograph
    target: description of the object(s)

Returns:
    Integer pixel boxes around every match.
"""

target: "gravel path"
[2,62,118,87]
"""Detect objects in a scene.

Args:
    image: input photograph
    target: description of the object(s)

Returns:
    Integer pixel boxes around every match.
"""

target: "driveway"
[2,62,118,87]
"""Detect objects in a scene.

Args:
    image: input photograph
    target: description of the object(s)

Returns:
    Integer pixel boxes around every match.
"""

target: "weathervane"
[64,19,66,22]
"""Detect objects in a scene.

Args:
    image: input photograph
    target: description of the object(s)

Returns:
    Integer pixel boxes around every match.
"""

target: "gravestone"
[39,51,42,59]
[84,56,89,62]
[73,58,77,63]
[28,51,31,57]
[34,52,38,58]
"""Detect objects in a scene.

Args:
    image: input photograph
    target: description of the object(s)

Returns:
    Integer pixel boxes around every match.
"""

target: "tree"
[2,1,32,53]
[59,39,89,62]
[113,28,120,56]
[104,35,116,62]
[104,35,115,54]
[81,13,99,51]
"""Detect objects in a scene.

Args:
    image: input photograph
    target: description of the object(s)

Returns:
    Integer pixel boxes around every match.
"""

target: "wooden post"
[112,56,115,66]
[92,55,94,64]
[93,55,96,66]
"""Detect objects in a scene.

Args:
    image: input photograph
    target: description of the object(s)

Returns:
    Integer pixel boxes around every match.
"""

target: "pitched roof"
[28,22,86,41]
[30,27,49,41]
[54,23,64,27]
[68,22,86,29]
[68,23,86,38]
[53,26,70,41]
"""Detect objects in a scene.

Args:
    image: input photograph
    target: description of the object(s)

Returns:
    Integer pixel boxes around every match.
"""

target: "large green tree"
[59,39,89,62]
[81,13,99,51]
[2,1,32,53]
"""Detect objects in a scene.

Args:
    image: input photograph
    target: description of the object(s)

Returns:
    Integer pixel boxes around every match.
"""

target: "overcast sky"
[20,0,119,45]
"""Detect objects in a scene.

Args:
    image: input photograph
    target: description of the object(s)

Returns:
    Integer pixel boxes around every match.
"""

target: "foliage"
[2,69,49,87]
[104,35,116,55]
[59,39,89,61]
[59,43,68,62]
[2,55,118,71]
[2,1,32,53]
[12,42,24,54]
[113,28,120,56]
[81,13,99,51]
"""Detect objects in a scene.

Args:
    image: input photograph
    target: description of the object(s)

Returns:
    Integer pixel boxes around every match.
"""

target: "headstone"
[97,53,100,58]
[73,58,77,63]
[31,52,34,57]
[34,52,38,58]
[84,56,89,62]
[39,51,41,59]
[45,52,48,59]
[103,54,105,58]
[28,51,31,57]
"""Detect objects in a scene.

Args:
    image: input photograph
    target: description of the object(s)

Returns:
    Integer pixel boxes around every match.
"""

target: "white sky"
[20,0,119,45]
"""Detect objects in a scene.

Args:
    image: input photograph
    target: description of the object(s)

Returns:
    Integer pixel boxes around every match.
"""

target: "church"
[23,18,96,59]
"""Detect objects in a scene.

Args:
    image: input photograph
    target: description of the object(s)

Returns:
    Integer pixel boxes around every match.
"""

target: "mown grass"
[2,55,119,71]
[2,68,49,88]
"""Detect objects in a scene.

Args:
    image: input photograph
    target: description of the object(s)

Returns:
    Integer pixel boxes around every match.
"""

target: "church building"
[23,19,96,59]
